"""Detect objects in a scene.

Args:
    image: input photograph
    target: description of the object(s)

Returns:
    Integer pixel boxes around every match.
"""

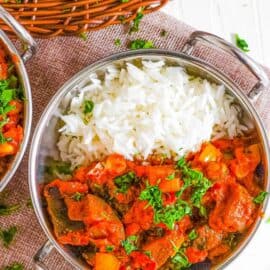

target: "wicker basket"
[0,0,168,38]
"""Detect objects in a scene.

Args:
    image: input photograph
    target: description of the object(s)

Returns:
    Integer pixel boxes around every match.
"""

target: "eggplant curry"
[0,44,24,180]
[44,137,267,270]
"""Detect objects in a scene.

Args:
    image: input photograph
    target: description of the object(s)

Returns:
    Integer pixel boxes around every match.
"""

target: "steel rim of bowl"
[0,29,32,192]
[29,49,270,270]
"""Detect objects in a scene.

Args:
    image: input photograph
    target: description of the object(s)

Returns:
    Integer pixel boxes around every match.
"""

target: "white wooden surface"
[162,1,270,270]
[162,0,270,67]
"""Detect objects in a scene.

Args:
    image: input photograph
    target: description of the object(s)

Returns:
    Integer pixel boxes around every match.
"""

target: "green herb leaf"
[3,262,24,270]
[72,192,84,201]
[0,204,20,216]
[0,226,17,247]
[154,200,192,230]
[114,38,121,46]
[114,172,137,193]
[121,235,137,254]
[188,229,198,241]
[235,34,249,52]
[167,173,175,180]
[83,100,94,114]
[79,32,87,41]
[129,39,155,50]
[253,191,268,204]
[177,157,212,212]
[120,0,129,2]
[105,245,114,252]
[129,8,144,33]
[171,248,191,269]
[139,184,162,209]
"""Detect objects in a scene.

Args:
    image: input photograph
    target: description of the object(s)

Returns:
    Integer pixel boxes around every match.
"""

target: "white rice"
[57,59,252,168]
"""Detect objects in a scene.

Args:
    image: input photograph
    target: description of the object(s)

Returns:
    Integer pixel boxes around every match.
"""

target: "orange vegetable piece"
[146,165,175,185]
[198,143,222,163]
[105,154,127,175]
[185,247,208,264]
[73,166,89,182]
[57,230,90,246]
[8,100,23,116]
[64,197,86,221]
[94,253,120,270]
[159,178,182,193]
[124,200,154,232]
[143,231,184,268]
[44,179,88,196]
[0,142,16,157]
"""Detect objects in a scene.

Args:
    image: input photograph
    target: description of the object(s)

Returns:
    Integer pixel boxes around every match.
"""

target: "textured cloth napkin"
[0,11,270,270]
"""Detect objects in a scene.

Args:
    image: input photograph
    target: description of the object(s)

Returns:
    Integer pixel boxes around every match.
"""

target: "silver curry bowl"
[29,32,270,270]
[0,6,36,191]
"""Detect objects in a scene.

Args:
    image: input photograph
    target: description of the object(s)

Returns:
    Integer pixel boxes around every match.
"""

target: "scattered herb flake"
[121,0,129,2]
[0,226,17,248]
[83,100,94,114]
[253,191,268,204]
[235,34,249,52]
[3,262,24,270]
[129,39,155,50]
[105,245,114,252]
[188,229,198,241]
[79,32,87,41]
[0,204,20,216]
[121,235,137,254]
[129,8,144,33]
[72,192,84,201]
[167,173,175,180]
[114,38,121,46]
[171,248,191,269]
[114,171,137,193]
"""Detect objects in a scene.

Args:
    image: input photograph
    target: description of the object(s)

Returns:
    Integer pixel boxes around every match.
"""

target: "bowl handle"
[0,5,36,62]
[182,31,269,100]
[34,240,54,270]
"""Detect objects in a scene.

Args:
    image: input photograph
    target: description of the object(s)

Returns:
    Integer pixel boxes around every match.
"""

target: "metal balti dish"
[29,32,270,270]
[0,6,36,191]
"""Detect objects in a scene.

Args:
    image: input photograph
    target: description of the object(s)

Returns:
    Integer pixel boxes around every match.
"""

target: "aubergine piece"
[45,186,85,238]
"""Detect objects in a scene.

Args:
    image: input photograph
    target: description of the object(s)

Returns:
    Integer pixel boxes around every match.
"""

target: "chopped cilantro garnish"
[83,100,94,114]
[120,0,129,2]
[79,32,87,41]
[167,173,175,180]
[114,171,137,193]
[129,39,155,50]
[129,8,144,33]
[177,157,212,211]
[105,245,114,252]
[171,248,191,269]
[121,235,137,254]
[154,200,192,230]
[3,262,24,270]
[144,250,152,257]
[253,191,268,204]
[140,184,191,229]
[0,204,20,216]
[235,34,249,52]
[72,192,84,201]
[188,229,198,240]
[0,226,17,247]
[139,184,162,209]
[114,38,121,46]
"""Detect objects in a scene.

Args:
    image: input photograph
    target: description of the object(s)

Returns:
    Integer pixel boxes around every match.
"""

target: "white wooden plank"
[257,0,270,66]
